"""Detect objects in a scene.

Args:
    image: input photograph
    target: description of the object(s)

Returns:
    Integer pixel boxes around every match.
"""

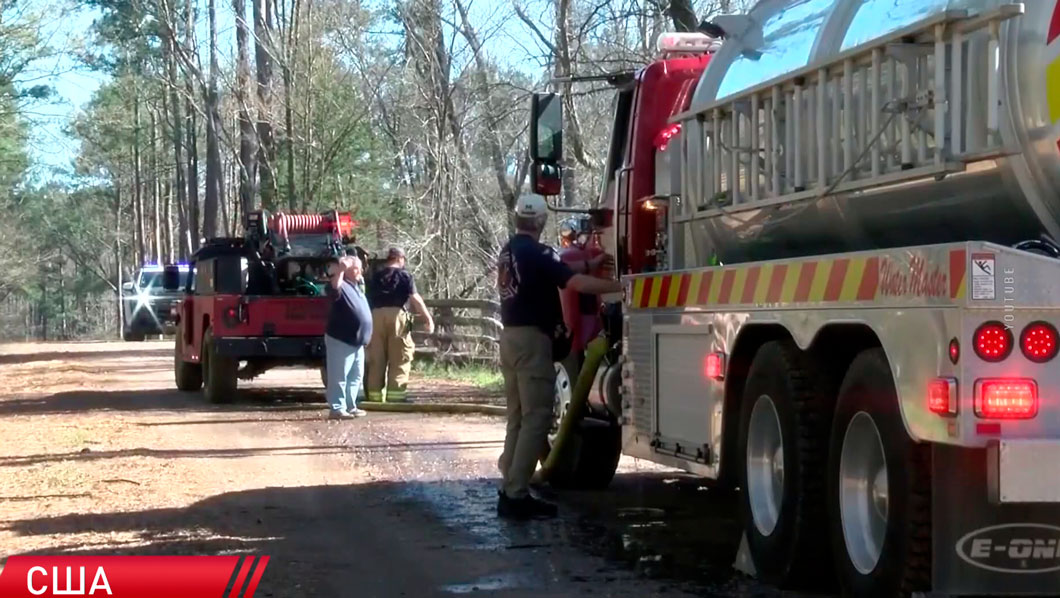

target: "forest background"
[0,0,744,340]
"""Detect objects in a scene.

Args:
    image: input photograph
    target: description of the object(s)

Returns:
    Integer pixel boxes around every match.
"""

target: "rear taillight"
[974,321,1013,362]
[1020,322,1059,363]
[974,379,1038,419]
[928,377,958,416]
[703,352,726,380]
[222,304,248,327]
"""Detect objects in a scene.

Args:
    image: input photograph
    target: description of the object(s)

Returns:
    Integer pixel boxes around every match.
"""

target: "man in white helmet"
[495,193,622,519]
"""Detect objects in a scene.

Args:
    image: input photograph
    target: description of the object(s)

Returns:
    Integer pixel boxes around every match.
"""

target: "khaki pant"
[366,307,415,402]
[498,326,555,499]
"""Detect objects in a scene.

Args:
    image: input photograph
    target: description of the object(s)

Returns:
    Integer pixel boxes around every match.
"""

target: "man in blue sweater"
[325,255,374,420]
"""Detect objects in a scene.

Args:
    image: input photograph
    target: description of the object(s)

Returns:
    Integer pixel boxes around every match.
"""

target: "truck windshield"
[138,271,189,293]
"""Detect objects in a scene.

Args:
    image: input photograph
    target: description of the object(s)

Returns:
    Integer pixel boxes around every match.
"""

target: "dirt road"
[0,341,785,597]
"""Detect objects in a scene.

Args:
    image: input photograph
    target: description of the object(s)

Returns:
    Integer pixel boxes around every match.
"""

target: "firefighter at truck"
[364,247,435,403]
[495,194,621,519]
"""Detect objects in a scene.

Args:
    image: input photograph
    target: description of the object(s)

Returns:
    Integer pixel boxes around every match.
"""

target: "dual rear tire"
[738,343,930,596]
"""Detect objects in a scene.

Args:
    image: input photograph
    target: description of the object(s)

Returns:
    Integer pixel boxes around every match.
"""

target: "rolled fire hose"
[539,336,609,480]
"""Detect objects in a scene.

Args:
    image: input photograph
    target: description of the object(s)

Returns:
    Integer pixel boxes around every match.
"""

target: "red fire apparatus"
[166,210,365,403]
[534,2,1060,596]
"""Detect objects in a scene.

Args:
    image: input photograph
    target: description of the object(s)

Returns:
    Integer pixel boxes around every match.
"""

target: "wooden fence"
[412,299,500,365]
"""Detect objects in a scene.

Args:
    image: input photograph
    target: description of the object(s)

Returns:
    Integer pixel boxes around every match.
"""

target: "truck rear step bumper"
[214,336,326,359]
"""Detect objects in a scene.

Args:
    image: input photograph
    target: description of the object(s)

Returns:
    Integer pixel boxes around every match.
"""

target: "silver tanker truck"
[527,1,1060,596]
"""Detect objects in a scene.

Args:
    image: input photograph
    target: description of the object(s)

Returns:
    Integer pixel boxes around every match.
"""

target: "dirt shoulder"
[0,341,757,598]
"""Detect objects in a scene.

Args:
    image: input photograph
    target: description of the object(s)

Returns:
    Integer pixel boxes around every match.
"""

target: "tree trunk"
[185,0,201,248]
[254,0,277,209]
[281,0,300,210]
[165,39,190,259]
[114,187,124,338]
[668,0,697,32]
[133,91,146,264]
[454,0,516,211]
[233,0,258,220]
[59,248,67,339]
[203,0,224,239]
[151,107,162,262]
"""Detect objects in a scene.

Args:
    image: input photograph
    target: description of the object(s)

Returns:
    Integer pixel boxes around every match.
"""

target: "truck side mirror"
[530,93,563,163]
[162,266,182,291]
[122,281,134,294]
[530,93,564,196]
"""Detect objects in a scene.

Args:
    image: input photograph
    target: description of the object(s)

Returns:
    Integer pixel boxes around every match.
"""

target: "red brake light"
[948,338,960,364]
[654,123,682,151]
[226,307,237,318]
[704,352,725,380]
[1020,322,1059,363]
[974,321,1012,362]
[975,379,1038,419]
[928,377,958,416]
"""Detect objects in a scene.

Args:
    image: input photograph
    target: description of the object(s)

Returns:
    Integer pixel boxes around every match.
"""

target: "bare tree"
[203,0,224,238]
[233,0,258,219]
[254,0,277,209]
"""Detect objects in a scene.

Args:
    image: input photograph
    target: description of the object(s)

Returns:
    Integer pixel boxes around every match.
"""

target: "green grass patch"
[413,361,504,392]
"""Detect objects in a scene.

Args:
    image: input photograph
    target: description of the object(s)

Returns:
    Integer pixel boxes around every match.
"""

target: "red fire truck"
[166,210,366,403]
[534,3,1060,596]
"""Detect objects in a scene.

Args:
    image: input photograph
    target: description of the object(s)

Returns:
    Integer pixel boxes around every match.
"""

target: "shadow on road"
[0,387,325,417]
[0,445,355,467]
[0,440,507,467]
[0,348,171,366]
[1,473,796,598]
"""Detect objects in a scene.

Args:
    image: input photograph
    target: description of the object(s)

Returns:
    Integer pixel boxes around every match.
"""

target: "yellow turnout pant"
[366,307,415,402]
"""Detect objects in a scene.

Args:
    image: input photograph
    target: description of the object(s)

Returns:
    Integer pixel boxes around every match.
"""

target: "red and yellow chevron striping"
[629,249,967,309]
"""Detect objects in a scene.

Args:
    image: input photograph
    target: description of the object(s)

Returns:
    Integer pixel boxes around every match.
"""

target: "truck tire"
[546,421,622,490]
[548,355,580,448]
[540,351,621,490]
[827,349,930,598]
[123,328,145,342]
[202,327,237,404]
[173,327,202,391]
[737,339,832,589]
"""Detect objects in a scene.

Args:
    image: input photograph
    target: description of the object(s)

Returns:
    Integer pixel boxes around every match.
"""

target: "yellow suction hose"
[539,336,609,479]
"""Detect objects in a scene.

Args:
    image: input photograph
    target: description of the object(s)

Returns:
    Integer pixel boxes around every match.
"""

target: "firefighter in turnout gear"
[365,247,435,403]
[495,194,621,519]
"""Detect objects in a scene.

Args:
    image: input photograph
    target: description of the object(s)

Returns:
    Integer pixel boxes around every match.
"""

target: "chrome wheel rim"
[746,394,784,536]
[839,411,889,574]
[548,363,573,447]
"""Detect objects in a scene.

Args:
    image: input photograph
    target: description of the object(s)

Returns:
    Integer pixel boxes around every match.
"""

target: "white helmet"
[514,193,548,219]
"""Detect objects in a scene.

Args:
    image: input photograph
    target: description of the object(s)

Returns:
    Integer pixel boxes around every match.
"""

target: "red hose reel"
[270,211,357,242]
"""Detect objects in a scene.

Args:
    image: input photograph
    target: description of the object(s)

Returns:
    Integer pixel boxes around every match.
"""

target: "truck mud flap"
[932,444,1060,595]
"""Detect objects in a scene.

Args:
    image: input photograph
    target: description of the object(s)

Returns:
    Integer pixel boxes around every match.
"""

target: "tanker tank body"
[676,0,1060,266]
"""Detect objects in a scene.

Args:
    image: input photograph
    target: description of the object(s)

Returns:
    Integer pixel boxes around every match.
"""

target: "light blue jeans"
[325,334,365,413]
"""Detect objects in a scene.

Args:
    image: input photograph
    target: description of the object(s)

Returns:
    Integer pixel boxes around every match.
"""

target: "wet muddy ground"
[0,341,823,597]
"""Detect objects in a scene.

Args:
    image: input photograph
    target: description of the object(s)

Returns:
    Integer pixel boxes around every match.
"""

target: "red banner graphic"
[0,556,269,598]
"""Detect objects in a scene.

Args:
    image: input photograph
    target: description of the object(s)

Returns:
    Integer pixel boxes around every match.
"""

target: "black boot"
[497,492,558,519]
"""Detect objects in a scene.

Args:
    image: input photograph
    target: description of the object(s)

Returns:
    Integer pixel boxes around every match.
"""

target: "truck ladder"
[677,4,1024,212]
